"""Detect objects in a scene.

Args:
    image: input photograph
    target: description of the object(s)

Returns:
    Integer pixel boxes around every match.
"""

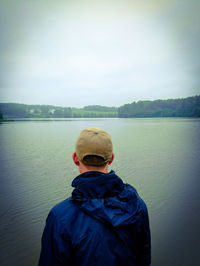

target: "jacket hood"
[72,171,143,227]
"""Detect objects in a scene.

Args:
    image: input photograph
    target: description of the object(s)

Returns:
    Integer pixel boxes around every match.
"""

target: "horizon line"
[0,94,199,108]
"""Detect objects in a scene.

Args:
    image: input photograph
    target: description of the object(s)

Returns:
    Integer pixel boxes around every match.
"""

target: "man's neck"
[79,162,108,174]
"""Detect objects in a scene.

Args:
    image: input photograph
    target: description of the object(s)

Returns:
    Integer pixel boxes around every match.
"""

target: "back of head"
[75,127,113,167]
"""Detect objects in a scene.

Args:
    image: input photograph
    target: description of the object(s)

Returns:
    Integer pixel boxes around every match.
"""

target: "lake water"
[0,118,200,266]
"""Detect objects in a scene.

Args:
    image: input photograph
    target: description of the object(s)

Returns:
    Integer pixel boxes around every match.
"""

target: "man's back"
[39,170,151,266]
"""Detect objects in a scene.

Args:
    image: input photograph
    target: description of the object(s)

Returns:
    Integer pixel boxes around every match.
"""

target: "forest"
[0,103,117,119]
[118,95,200,117]
[0,95,200,119]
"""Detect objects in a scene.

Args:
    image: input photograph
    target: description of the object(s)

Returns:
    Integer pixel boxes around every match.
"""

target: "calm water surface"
[0,118,200,266]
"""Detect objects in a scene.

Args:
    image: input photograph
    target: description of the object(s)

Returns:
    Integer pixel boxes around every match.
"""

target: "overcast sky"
[0,0,200,107]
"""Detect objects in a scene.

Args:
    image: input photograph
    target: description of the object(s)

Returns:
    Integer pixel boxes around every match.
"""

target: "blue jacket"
[39,170,151,266]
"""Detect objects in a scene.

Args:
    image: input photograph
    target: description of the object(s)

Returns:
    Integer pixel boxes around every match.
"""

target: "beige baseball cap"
[75,127,113,165]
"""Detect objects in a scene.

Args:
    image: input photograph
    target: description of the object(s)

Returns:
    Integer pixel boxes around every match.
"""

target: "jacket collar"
[72,170,124,200]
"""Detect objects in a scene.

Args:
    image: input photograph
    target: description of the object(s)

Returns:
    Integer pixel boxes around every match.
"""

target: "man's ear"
[72,152,80,166]
[108,152,114,165]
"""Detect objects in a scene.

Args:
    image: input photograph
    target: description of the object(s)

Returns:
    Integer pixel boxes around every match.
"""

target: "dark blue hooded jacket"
[39,171,151,266]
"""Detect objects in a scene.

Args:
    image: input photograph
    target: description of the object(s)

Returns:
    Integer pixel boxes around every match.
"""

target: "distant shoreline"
[1,117,200,123]
[0,119,15,122]
[1,95,200,118]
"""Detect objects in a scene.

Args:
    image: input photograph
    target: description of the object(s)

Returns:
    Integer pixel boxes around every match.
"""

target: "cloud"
[0,0,199,106]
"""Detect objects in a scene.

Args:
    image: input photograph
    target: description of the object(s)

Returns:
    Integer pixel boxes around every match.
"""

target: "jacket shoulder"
[50,197,73,216]
[47,197,80,228]
[124,183,149,216]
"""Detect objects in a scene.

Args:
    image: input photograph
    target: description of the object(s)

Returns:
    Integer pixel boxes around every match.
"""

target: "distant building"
[49,109,55,114]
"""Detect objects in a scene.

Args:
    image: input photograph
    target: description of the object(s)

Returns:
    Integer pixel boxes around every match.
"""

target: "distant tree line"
[83,105,117,112]
[0,103,117,118]
[0,108,3,119]
[0,95,200,119]
[118,96,200,117]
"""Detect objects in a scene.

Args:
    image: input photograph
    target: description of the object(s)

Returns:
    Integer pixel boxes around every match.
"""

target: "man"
[39,127,151,266]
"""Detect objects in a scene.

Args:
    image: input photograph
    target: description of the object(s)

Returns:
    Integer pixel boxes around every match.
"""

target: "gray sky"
[0,0,200,107]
